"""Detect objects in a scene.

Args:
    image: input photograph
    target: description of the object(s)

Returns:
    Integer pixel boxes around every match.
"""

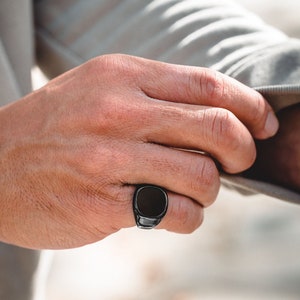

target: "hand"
[0,54,278,249]
[246,103,300,192]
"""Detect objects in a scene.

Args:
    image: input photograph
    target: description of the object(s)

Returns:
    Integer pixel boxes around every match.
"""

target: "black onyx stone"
[135,185,167,217]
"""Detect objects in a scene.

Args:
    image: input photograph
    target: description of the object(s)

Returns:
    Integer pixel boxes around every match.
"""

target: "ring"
[133,184,168,229]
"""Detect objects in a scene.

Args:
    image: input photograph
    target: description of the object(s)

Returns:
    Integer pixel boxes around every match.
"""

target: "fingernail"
[265,111,279,136]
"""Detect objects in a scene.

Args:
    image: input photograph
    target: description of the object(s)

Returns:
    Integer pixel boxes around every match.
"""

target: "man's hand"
[247,103,300,192]
[0,54,278,249]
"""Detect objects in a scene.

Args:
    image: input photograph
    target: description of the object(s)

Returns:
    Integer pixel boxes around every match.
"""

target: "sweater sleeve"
[0,0,33,105]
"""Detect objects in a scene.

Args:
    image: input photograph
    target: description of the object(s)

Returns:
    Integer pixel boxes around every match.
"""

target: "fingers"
[113,185,204,234]
[89,55,272,173]
[156,192,204,233]
[58,55,281,240]
[120,142,220,207]
[81,140,218,234]
[135,98,256,174]
[125,55,279,139]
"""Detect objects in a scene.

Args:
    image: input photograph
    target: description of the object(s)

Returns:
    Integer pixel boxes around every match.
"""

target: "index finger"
[132,56,279,139]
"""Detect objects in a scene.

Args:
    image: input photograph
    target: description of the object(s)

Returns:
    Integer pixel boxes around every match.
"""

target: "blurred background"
[32,1,300,299]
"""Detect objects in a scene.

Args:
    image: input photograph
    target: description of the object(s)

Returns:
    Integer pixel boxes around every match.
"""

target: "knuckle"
[84,57,143,134]
[189,157,220,207]
[209,108,240,151]
[209,108,257,172]
[90,54,130,74]
[170,200,204,234]
[86,54,138,87]
[197,68,225,102]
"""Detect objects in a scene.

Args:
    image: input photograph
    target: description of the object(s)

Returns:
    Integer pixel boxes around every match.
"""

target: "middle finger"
[139,99,256,174]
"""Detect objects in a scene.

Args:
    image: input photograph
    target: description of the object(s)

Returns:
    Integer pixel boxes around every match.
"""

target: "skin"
[0,54,279,250]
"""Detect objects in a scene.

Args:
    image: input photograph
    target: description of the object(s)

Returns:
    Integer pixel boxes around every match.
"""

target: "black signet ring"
[133,185,168,229]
